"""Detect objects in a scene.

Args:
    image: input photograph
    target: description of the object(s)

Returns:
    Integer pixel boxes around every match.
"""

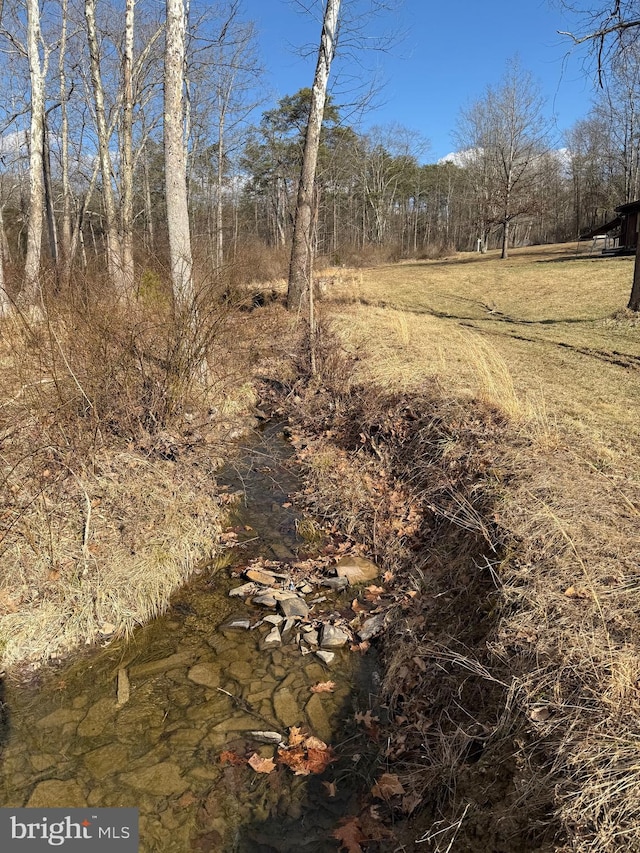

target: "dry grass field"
[311,243,640,851]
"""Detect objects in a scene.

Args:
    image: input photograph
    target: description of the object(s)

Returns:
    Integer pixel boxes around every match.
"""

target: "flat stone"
[315,650,335,666]
[273,687,303,728]
[36,707,85,730]
[227,660,253,681]
[321,576,348,591]
[229,582,257,598]
[253,592,277,608]
[246,569,277,585]
[30,753,59,772]
[281,617,297,640]
[116,668,130,706]
[320,624,349,649]
[224,619,251,630]
[272,590,300,601]
[27,780,87,808]
[119,762,188,796]
[304,663,327,683]
[305,694,333,743]
[302,629,319,647]
[188,663,221,689]
[211,713,261,733]
[299,584,314,594]
[263,614,284,625]
[249,731,284,744]
[83,743,130,779]
[261,626,282,648]
[278,596,309,619]
[77,697,118,737]
[168,728,204,748]
[129,651,194,678]
[335,555,379,584]
[359,613,386,641]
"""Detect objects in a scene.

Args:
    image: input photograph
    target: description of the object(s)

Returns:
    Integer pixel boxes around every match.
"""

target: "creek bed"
[0,423,380,852]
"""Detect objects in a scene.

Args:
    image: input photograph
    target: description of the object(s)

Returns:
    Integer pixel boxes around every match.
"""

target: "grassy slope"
[318,244,640,851]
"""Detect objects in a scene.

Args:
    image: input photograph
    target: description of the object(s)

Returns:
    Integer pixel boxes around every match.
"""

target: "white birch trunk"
[287,0,341,311]
[23,0,46,306]
[59,0,73,285]
[85,0,127,299]
[121,0,135,295]
[164,0,195,310]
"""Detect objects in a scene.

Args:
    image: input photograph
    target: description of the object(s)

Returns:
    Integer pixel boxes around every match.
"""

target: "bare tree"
[457,59,549,259]
[287,0,341,313]
[560,3,640,308]
[85,0,127,299]
[165,0,195,310]
[22,0,48,305]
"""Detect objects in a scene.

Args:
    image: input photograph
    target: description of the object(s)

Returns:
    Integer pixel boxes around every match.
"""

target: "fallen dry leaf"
[332,816,365,853]
[248,752,276,774]
[354,710,379,730]
[529,706,552,722]
[311,681,336,694]
[371,772,405,800]
[219,750,246,766]
[564,585,592,599]
[322,780,337,797]
[351,598,368,614]
[383,570,395,582]
[288,726,306,746]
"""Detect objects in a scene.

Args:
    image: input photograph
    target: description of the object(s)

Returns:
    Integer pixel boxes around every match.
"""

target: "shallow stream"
[0,424,379,851]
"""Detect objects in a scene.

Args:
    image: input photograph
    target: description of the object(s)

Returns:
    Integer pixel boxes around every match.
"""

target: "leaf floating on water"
[248,752,276,774]
[219,750,247,766]
[310,681,336,693]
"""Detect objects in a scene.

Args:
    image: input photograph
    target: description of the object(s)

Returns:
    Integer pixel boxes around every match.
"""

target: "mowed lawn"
[325,243,640,460]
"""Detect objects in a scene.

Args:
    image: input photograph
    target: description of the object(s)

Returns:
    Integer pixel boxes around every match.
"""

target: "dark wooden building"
[580,199,640,254]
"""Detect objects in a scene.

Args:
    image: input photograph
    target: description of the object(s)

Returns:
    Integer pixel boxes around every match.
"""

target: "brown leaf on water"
[354,710,379,730]
[371,772,405,800]
[219,750,246,766]
[310,681,335,694]
[248,752,276,774]
[332,816,365,853]
[288,726,306,746]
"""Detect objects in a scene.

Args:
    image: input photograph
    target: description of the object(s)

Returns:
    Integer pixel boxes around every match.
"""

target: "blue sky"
[241,0,596,162]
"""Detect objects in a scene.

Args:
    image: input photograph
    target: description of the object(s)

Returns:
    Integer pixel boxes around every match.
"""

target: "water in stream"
[0,424,379,852]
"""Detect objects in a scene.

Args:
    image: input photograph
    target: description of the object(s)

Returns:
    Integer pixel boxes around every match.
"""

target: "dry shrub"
[0,285,255,672]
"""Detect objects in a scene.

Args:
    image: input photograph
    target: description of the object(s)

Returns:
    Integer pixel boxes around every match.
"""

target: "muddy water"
[0,424,378,852]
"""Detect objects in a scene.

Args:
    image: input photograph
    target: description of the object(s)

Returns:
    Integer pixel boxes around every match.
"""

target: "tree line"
[1,0,640,315]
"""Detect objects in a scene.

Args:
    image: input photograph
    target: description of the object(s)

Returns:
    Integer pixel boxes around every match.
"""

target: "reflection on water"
[0,425,378,851]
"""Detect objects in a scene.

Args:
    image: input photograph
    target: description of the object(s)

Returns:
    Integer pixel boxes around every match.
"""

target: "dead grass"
[0,295,261,674]
[289,243,640,851]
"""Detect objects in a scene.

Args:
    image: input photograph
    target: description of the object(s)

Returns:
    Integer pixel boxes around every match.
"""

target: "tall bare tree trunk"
[23,0,46,306]
[121,0,135,295]
[216,109,225,270]
[59,0,73,287]
[165,0,195,310]
[85,0,127,299]
[287,0,341,312]
[0,204,9,316]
